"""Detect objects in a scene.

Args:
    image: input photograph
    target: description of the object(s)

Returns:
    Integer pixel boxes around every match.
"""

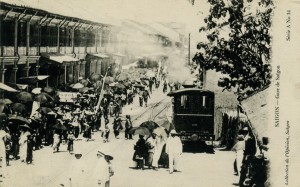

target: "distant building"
[0,0,114,92]
[0,1,186,97]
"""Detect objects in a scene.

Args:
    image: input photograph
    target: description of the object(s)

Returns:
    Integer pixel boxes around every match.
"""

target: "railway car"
[167,85,215,143]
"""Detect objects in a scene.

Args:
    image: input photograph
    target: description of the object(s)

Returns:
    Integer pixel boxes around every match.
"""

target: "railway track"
[132,98,171,121]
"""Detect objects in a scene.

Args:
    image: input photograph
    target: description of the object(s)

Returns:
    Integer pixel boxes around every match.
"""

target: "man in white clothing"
[166,130,183,174]
[93,151,114,187]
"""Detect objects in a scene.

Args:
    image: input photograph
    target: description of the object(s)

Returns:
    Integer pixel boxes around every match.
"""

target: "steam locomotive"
[167,81,215,143]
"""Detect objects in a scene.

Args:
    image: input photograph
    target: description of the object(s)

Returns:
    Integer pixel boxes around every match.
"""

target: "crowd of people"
[0,64,181,181]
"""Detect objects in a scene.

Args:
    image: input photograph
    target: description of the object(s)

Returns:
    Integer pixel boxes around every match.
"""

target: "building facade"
[0,1,114,90]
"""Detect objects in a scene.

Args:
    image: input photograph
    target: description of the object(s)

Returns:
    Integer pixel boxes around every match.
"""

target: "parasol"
[0,98,13,105]
[35,93,54,104]
[43,86,54,94]
[19,124,33,131]
[90,74,102,82]
[31,88,42,94]
[156,119,175,132]
[18,75,49,84]
[71,83,84,89]
[115,83,126,90]
[0,113,7,122]
[129,127,151,136]
[47,111,56,115]
[52,123,67,131]
[37,107,53,114]
[16,91,33,102]
[79,79,90,86]
[11,103,27,113]
[139,121,159,132]
[104,76,114,84]
[115,73,129,81]
[133,84,145,88]
[0,82,19,92]
[8,116,30,124]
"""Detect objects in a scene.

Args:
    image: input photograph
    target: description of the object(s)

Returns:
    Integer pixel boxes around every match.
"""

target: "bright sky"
[5,0,211,51]
[58,0,210,33]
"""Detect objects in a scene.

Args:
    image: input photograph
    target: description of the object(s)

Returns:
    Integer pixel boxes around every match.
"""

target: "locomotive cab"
[167,84,215,143]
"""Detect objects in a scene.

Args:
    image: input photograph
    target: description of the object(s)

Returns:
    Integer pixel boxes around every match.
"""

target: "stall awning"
[122,61,138,70]
[18,76,49,84]
[89,53,109,58]
[112,53,125,57]
[41,53,79,64]
[0,83,19,92]
[6,82,28,90]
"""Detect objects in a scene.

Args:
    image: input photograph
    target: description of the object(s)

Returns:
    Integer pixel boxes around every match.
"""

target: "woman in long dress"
[152,134,167,169]
[52,131,60,153]
[19,129,30,162]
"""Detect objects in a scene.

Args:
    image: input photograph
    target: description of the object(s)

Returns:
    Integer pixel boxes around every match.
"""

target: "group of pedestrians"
[60,150,114,187]
[132,130,183,174]
[0,65,184,184]
[232,126,269,187]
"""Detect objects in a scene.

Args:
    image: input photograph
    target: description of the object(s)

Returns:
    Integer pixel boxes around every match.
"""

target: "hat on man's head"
[74,151,82,158]
[237,135,244,141]
[170,130,177,134]
[242,127,249,131]
[97,151,113,160]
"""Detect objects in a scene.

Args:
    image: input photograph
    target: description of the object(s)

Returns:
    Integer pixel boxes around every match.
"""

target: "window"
[2,20,14,46]
[30,24,40,46]
[87,30,95,47]
[17,22,26,46]
[74,30,81,46]
[40,26,48,46]
[180,95,189,109]
[202,96,206,107]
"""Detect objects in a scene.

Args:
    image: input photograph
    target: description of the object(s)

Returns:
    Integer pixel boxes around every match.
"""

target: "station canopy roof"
[0,0,117,26]
[18,76,49,84]
[0,82,19,92]
[41,53,79,64]
[88,53,109,58]
[112,53,126,57]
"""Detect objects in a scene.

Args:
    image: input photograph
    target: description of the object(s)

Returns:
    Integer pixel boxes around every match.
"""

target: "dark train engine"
[167,82,215,144]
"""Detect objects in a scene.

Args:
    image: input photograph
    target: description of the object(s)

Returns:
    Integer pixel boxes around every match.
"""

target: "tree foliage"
[193,0,273,96]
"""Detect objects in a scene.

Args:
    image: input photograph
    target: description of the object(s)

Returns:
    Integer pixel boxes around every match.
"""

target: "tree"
[193,0,273,96]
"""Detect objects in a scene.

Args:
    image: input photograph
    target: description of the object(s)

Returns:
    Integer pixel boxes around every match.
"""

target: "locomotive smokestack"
[182,80,196,88]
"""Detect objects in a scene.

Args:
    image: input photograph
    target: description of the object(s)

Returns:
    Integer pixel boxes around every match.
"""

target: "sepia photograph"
[0,0,299,186]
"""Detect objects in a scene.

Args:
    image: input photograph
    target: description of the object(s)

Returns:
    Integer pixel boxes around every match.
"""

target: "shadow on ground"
[183,141,215,154]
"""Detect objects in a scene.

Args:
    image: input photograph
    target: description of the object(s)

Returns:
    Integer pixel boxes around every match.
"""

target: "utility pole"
[188,33,190,65]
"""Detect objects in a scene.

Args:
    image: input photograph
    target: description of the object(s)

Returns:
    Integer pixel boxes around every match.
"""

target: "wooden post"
[202,66,206,89]
[188,33,190,65]
[26,21,30,56]
[57,26,60,53]
[64,64,67,84]
[84,30,87,54]
[0,15,3,57]
[95,29,98,53]
[71,28,75,53]
[14,18,18,56]
[37,24,41,56]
